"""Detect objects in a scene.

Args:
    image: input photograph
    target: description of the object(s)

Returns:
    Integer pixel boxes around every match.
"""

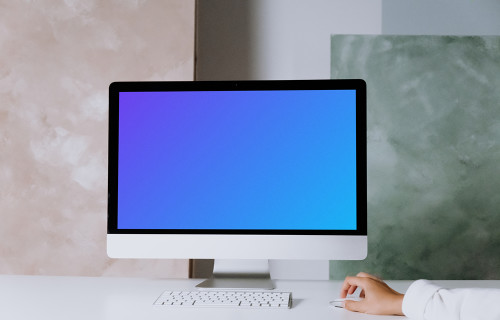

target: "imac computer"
[107,79,367,289]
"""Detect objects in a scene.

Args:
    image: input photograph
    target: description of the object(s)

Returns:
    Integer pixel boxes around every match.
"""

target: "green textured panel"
[330,35,500,280]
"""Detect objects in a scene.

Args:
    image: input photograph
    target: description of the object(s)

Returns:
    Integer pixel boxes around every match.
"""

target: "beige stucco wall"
[0,0,194,277]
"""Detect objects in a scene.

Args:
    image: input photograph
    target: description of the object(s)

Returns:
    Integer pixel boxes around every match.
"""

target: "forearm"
[402,280,500,320]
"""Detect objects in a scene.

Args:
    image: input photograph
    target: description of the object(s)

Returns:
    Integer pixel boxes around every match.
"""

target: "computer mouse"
[329,297,364,308]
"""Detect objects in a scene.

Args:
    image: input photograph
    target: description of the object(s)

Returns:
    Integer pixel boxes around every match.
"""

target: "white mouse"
[329,297,364,308]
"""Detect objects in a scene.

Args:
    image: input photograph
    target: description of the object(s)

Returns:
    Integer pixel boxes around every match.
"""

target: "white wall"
[196,0,382,80]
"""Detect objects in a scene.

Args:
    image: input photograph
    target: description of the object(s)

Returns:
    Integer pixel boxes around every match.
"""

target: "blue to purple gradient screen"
[118,90,357,230]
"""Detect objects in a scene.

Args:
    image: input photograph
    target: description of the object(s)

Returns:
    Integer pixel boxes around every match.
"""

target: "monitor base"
[196,278,274,290]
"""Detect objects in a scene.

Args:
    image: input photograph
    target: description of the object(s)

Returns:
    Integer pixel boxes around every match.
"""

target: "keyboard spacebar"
[193,301,241,307]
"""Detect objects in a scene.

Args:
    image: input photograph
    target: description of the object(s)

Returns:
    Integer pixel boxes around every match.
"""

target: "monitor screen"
[107,80,366,260]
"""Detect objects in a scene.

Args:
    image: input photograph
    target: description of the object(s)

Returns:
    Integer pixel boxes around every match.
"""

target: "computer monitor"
[107,79,367,288]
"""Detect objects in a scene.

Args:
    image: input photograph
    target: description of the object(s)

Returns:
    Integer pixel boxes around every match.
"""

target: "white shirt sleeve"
[402,279,500,320]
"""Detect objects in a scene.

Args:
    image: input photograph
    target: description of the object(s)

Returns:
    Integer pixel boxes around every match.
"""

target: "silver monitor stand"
[196,259,274,290]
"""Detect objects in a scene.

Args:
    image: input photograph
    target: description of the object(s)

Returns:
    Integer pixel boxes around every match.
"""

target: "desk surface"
[1,275,499,320]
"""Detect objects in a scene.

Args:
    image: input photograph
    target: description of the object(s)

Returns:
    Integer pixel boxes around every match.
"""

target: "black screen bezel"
[108,79,367,235]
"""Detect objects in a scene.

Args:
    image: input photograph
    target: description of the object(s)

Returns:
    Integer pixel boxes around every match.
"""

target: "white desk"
[1,275,499,320]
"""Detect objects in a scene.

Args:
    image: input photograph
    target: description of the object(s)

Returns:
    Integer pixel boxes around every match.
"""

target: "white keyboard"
[154,290,292,308]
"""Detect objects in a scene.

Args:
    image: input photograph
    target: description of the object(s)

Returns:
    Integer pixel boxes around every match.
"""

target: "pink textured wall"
[0,0,194,277]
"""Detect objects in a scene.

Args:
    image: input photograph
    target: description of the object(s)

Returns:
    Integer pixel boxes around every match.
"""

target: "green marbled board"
[330,35,500,280]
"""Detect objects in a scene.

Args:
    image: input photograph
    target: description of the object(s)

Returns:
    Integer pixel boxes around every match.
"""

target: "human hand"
[339,272,404,316]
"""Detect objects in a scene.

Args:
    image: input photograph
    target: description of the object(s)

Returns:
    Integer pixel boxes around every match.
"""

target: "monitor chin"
[107,234,367,260]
